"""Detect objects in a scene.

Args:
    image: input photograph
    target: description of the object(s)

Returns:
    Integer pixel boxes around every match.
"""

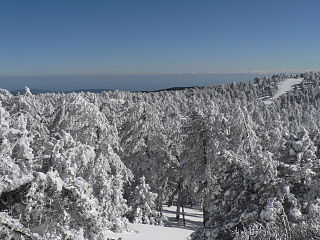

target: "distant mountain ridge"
[136,86,201,93]
[9,86,201,95]
[9,88,113,95]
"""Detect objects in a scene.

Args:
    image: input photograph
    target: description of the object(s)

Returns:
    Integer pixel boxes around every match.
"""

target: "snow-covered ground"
[261,78,303,104]
[105,206,203,240]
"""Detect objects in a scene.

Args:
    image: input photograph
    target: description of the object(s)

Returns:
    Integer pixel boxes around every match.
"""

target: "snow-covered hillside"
[261,78,303,104]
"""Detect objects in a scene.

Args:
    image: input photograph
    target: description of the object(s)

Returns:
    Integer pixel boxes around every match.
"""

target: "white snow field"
[105,206,203,240]
[262,78,303,104]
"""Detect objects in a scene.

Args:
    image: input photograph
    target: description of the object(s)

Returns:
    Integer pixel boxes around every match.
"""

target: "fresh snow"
[105,206,203,240]
[3,72,319,239]
[262,78,303,104]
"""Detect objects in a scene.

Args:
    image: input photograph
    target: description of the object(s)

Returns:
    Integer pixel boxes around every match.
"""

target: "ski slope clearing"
[105,206,203,240]
[262,78,303,104]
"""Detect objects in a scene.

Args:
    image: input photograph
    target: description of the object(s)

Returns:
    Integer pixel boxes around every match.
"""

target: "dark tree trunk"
[156,191,163,212]
[176,203,180,221]
[182,205,186,227]
[203,205,209,227]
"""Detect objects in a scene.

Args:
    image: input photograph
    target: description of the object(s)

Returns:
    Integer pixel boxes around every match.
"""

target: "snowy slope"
[262,78,303,104]
[105,206,203,240]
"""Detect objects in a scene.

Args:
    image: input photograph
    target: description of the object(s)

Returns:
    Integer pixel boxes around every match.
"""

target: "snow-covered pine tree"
[127,176,165,225]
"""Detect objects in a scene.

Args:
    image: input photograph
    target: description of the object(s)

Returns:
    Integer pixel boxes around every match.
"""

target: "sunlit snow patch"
[105,206,203,240]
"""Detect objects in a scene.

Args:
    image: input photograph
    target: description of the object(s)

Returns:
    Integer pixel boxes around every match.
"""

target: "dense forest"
[1,71,320,239]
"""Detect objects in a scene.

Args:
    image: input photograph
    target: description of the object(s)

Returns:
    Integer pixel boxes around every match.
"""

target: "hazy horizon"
[0,72,290,92]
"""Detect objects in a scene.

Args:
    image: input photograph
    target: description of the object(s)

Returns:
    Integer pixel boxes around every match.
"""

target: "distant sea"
[0,72,293,93]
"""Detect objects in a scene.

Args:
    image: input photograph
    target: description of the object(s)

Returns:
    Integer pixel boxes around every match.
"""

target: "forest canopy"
[1,72,320,239]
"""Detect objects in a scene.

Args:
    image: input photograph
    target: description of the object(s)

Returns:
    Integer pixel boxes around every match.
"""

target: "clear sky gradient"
[0,0,320,90]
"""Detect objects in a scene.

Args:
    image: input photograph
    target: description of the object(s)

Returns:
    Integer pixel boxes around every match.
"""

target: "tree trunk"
[156,191,163,211]
[176,203,180,221]
[203,205,209,227]
[182,205,186,227]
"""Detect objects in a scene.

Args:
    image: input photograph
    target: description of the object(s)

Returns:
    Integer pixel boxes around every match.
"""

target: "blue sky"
[0,0,320,90]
